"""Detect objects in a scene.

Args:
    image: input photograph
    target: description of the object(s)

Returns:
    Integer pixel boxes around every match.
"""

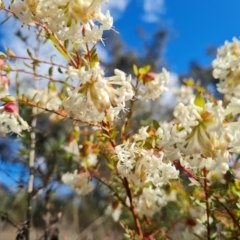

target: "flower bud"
[4,102,19,113]
[143,72,156,83]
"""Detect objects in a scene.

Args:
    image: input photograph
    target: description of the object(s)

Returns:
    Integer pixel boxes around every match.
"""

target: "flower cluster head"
[134,186,176,217]
[115,127,179,187]
[212,37,240,97]
[138,68,169,100]
[63,62,134,123]
[10,0,113,44]
[61,170,94,196]
[173,84,194,104]
[155,93,232,173]
[27,86,62,112]
[0,102,29,136]
[63,130,98,167]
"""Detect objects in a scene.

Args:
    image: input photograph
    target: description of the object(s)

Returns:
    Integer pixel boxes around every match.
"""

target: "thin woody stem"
[123,177,143,237]
[8,55,67,69]
[203,168,211,240]
[174,161,240,230]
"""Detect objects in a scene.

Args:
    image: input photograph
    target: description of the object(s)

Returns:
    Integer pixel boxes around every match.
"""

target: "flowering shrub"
[0,0,240,239]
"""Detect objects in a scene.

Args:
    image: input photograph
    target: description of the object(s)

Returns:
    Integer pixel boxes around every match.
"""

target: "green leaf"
[48,66,53,77]
[64,39,69,49]
[194,92,205,112]
[0,95,16,102]
[23,61,32,68]
[27,49,33,59]
[139,64,151,75]
[48,33,70,60]
[58,67,63,74]
[152,120,160,130]
[133,64,138,76]
[6,48,15,57]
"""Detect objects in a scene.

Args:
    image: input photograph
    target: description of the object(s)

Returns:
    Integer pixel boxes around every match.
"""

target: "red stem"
[203,168,211,240]
[123,177,143,238]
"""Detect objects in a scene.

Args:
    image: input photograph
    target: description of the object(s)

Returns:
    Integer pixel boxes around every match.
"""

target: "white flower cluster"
[63,63,134,123]
[61,170,94,196]
[212,38,240,97]
[0,103,29,136]
[63,140,98,167]
[156,97,232,173]
[10,0,113,44]
[173,85,194,104]
[134,186,176,217]
[27,88,62,112]
[139,68,169,100]
[115,127,179,187]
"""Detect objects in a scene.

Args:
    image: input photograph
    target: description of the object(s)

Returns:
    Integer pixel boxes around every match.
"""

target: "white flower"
[63,141,80,160]
[27,88,62,112]
[0,103,29,136]
[133,126,149,141]
[169,97,232,173]
[10,0,113,44]
[173,99,229,158]
[138,68,169,100]
[134,186,176,217]
[81,153,98,168]
[174,85,194,104]
[115,140,179,187]
[105,202,122,222]
[63,63,134,123]
[212,37,240,96]
[62,170,94,196]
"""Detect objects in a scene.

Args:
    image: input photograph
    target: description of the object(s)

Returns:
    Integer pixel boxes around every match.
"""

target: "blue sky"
[108,0,240,73]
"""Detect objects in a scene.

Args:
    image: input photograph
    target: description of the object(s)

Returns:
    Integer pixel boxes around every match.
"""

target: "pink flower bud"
[4,102,19,113]
[143,72,156,83]
[0,75,10,86]
[0,59,4,71]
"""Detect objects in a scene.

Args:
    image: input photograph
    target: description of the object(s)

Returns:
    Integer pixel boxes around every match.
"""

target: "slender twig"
[203,168,211,240]
[17,97,101,127]
[10,68,68,85]
[0,212,20,230]
[213,195,240,229]
[8,55,67,69]
[174,160,240,230]
[144,215,173,240]
[123,177,143,237]
[90,171,128,208]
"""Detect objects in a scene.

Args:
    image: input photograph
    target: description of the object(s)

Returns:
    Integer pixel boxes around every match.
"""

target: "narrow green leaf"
[23,61,32,68]
[48,66,53,77]
[139,64,151,75]
[133,64,138,76]
[58,67,63,74]
[27,49,33,59]
[194,92,205,112]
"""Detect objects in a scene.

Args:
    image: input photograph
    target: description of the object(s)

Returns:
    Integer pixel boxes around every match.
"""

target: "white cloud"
[142,0,165,22]
[102,0,130,19]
